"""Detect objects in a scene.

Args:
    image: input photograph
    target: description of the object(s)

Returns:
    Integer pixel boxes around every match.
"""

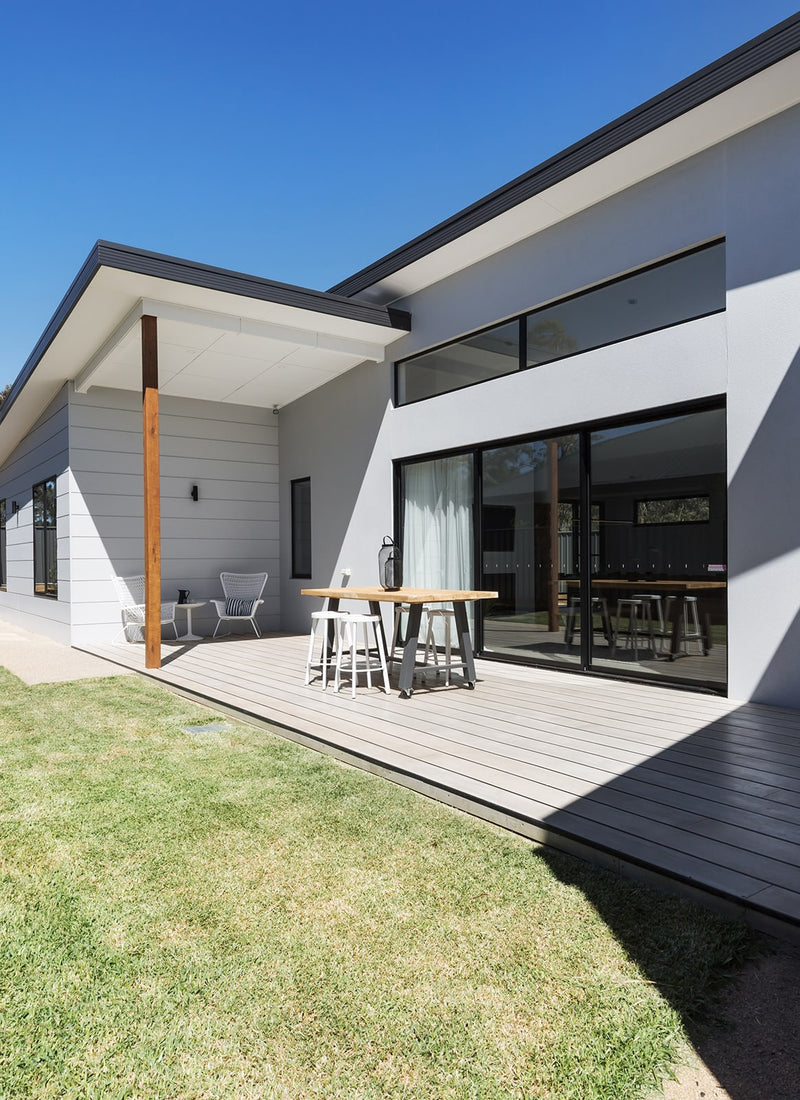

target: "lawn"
[0,668,751,1099]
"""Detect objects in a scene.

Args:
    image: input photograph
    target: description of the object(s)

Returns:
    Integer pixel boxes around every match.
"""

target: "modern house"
[2,14,800,709]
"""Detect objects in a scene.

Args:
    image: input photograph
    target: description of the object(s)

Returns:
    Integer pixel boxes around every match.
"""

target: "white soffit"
[0,266,406,458]
[360,52,800,304]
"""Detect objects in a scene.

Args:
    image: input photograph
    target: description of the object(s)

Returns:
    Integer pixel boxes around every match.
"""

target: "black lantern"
[378,535,403,591]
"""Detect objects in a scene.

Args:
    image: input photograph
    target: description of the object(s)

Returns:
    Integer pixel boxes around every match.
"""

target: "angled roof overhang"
[330,13,800,303]
[0,242,411,460]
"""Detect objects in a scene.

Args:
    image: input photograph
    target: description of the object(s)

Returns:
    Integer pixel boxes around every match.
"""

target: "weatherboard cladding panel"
[328,13,800,298]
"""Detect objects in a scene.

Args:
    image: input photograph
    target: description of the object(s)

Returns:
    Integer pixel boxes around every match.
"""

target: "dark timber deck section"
[83,632,800,940]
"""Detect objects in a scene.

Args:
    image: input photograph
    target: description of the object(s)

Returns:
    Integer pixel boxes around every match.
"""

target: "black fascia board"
[328,12,800,299]
[0,241,410,429]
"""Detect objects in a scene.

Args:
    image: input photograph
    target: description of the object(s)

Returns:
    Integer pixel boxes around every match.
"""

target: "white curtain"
[402,455,474,639]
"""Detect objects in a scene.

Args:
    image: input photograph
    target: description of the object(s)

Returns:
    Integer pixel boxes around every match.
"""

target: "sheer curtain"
[402,455,474,639]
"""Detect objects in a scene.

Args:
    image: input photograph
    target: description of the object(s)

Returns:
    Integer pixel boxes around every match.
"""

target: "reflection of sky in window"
[527,244,724,365]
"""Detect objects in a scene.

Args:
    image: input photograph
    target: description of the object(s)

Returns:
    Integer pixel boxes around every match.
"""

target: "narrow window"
[291,477,312,578]
[33,478,57,597]
[0,499,6,590]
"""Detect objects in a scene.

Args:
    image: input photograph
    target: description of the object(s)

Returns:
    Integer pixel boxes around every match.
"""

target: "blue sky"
[2,1,797,389]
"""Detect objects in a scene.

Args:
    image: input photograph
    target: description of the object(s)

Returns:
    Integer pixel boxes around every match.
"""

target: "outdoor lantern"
[378,535,403,591]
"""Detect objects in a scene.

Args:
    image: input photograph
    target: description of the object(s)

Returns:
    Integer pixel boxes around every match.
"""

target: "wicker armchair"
[112,575,178,642]
[210,572,268,638]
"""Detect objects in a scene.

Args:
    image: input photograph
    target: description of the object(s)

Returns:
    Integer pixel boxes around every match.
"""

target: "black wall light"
[11,501,19,515]
[190,485,199,502]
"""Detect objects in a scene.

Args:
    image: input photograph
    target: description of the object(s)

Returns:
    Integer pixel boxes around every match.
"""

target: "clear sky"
[2,0,797,389]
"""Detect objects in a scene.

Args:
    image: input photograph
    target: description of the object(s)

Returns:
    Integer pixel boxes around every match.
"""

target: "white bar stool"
[423,608,456,685]
[304,610,347,689]
[335,613,391,699]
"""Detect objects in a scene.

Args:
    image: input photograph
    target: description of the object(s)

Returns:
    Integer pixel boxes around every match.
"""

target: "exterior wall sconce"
[11,501,19,515]
[190,485,199,502]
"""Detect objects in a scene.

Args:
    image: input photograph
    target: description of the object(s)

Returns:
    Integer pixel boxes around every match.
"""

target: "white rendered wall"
[279,146,729,635]
[724,104,800,707]
[69,388,279,644]
[0,387,71,643]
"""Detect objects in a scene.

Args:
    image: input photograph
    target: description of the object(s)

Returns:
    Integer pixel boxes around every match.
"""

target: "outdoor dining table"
[301,586,498,698]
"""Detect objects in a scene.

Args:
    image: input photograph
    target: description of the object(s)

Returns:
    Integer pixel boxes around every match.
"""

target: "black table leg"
[398,604,422,698]
[452,601,476,687]
[325,598,340,650]
[368,601,390,662]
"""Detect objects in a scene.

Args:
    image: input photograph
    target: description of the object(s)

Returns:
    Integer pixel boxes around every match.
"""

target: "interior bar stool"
[335,612,391,699]
[665,595,704,655]
[304,610,348,689]
[632,592,667,654]
[612,597,652,659]
[564,595,611,648]
[422,607,456,685]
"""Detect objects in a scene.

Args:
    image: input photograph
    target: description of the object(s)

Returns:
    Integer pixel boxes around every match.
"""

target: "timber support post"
[142,314,162,669]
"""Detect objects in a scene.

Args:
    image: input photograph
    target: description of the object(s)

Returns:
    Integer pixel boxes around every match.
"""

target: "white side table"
[175,601,206,641]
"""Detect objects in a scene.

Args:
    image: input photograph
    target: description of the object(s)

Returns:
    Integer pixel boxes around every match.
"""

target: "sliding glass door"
[589,407,727,689]
[397,402,727,691]
[481,434,582,666]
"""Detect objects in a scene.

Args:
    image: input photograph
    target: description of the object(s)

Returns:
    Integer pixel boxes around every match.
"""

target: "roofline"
[328,12,800,299]
[0,240,411,429]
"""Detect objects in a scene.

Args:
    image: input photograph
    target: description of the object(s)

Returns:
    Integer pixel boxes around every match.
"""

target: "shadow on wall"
[525,698,800,1099]
[727,346,800,704]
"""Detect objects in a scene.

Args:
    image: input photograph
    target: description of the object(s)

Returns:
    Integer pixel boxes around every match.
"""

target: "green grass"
[0,668,751,1099]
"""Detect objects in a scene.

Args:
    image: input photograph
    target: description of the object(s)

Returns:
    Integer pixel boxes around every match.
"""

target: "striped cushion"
[224,597,255,617]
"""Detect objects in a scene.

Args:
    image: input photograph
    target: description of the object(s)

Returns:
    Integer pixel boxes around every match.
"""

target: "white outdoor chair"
[211,572,268,637]
[112,574,178,642]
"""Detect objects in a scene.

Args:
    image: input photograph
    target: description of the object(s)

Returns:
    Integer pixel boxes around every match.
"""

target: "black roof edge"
[93,241,411,330]
[328,12,800,299]
[0,241,410,431]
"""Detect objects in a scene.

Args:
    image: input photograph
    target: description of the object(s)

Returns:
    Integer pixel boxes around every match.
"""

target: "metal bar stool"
[564,595,611,647]
[335,613,391,699]
[305,610,348,689]
[612,597,650,659]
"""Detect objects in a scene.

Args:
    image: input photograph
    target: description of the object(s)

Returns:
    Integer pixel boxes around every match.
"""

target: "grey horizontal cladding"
[93,242,411,330]
[329,13,800,299]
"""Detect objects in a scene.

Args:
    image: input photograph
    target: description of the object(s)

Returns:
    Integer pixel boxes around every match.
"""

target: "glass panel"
[33,478,57,597]
[589,408,727,690]
[291,478,312,578]
[481,434,581,665]
[401,454,474,588]
[397,321,519,405]
[526,243,725,368]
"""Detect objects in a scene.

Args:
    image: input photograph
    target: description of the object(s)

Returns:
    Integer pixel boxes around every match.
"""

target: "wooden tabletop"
[301,586,498,604]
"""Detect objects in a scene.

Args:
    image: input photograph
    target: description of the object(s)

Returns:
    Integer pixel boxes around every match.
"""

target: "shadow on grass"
[530,696,800,1100]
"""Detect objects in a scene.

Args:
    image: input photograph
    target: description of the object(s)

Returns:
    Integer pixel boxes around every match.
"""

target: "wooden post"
[142,315,161,669]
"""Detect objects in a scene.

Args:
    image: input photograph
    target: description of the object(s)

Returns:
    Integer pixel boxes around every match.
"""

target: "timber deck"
[82,632,800,938]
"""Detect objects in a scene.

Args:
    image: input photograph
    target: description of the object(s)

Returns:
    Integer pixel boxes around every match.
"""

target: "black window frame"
[33,477,58,599]
[395,239,725,407]
[291,476,312,579]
